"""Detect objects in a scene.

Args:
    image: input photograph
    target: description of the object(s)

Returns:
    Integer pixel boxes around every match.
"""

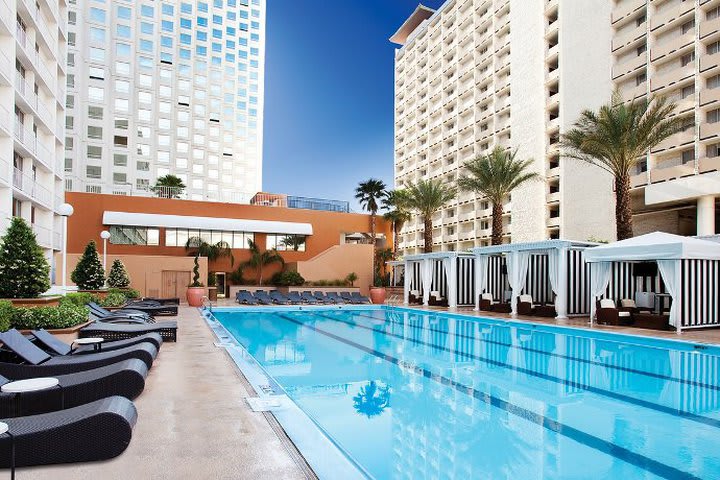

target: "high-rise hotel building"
[613,0,719,237]
[1,0,66,261]
[391,1,616,255]
[64,0,265,203]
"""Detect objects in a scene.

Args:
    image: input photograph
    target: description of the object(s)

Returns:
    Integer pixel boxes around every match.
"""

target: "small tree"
[0,217,50,298]
[189,256,203,287]
[71,241,105,290]
[346,272,358,287]
[151,174,186,199]
[106,259,131,288]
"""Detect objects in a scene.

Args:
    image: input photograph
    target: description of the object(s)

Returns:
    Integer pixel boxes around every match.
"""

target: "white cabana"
[402,252,475,308]
[472,240,597,319]
[584,232,720,332]
[387,260,405,287]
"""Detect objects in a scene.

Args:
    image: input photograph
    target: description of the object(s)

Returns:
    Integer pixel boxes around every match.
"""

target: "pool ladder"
[202,296,213,312]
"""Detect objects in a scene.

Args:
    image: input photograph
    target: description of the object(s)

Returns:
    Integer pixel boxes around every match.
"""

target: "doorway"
[215,272,226,298]
[162,270,191,302]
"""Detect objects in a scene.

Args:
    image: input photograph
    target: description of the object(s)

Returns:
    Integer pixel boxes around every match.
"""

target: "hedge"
[0,300,89,331]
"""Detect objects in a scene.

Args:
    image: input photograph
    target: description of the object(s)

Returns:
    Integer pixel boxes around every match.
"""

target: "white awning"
[583,232,720,262]
[102,211,313,235]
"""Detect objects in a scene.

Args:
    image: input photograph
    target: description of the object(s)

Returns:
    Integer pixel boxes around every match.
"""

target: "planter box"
[78,289,109,299]
[18,320,92,336]
[4,296,62,308]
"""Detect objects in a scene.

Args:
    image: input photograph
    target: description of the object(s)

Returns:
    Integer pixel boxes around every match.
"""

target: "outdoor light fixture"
[100,230,111,270]
[58,203,74,294]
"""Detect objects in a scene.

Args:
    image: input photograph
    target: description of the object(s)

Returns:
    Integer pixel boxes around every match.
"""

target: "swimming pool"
[208,306,720,480]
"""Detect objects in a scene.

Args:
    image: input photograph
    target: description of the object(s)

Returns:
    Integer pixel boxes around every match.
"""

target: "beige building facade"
[391,0,616,255]
[613,0,720,237]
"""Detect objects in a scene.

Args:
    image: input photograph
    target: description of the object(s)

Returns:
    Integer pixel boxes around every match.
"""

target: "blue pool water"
[211,306,720,480]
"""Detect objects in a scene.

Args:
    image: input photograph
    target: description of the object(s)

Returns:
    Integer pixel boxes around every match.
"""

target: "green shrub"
[11,304,89,330]
[107,288,140,299]
[71,241,105,290]
[100,291,126,307]
[0,300,13,332]
[60,292,100,307]
[0,217,51,298]
[106,259,131,288]
[271,271,305,287]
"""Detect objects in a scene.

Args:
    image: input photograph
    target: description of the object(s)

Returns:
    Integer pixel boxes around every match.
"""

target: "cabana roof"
[584,232,720,263]
[404,251,475,261]
[471,239,597,256]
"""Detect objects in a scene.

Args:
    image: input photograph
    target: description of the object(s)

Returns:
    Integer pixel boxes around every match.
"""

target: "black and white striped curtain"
[603,262,666,302]
[568,249,590,315]
[408,262,422,293]
[456,257,475,306]
[430,260,447,298]
[681,259,720,328]
[523,254,553,304]
[486,255,508,301]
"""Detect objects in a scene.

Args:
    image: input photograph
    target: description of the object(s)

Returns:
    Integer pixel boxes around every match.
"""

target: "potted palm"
[207,273,217,301]
[186,256,205,306]
[370,248,393,304]
[184,236,233,306]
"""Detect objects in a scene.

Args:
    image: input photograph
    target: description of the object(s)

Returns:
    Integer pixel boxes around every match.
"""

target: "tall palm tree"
[241,238,284,286]
[561,92,687,240]
[458,146,541,245]
[403,179,456,253]
[383,189,411,259]
[152,174,186,199]
[356,178,387,280]
[185,236,234,266]
[280,234,306,251]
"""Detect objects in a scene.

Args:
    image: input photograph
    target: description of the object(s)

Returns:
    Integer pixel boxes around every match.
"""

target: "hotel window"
[87,126,102,139]
[681,52,695,67]
[141,5,154,17]
[113,173,127,185]
[165,229,254,248]
[87,146,102,159]
[681,149,695,164]
[90,27,105,42]
[86,165,102,179]
[89,66,104,80]
[114,135,128,147]
[113,153,127,166]
[89,7,106,22]
[137,161,150,171]
[709,74,720,90]
[162,4,174,16]
[635,72,646,86]
[141,22,154,35]
[115,98,129,112]
[116,62,130,76]
[681,85,695,98]
[88,106,103,120]
[89,47,105,63]
[707,108,720,124]
[137,179,150,190]
[681,19,694,34]
[117,6,131,19]
[708,6,720,20]
[115,118,128,129]
[708,41,720,56]
[109,226,160,245]
[266,234,306,252]
[707,143,720,158]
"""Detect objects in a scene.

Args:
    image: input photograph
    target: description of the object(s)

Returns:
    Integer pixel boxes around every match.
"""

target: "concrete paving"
[20,306,309,480]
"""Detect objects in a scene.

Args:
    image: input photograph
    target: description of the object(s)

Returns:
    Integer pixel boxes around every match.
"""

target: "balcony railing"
[13,168,53,207]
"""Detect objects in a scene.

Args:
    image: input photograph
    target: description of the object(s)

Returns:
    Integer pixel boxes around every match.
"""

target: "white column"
[510,251,519,316]
[403,261,410,305]
[697,196,716,236]
[448,257,458,309]
[555,247,568,319]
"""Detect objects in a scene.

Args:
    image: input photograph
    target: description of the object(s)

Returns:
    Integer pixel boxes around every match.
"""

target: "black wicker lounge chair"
[88,303,153,322]
[0,359,148,417]
[141,296,179,305]
[32,329,163,353]
[0,330,157,375]
[236,290,258,305]
[88,310,152,325]
[123,300,178,316]
[80,321,178,343]
[0,396,137,468]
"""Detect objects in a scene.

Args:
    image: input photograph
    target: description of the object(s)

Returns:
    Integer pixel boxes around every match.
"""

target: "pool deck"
[19,305,311,480]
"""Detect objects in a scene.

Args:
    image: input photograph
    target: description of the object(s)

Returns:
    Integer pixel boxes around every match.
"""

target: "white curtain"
[589,262,612,322]
[657,260,680,328]
[547,249,560,296]
[421,258,433,305]
[442,257,453,305]
[507,251,531,314]
[474,255,489,310]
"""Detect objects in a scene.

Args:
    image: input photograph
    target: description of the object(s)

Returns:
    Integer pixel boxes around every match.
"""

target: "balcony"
[631,171,648,188]
[612,24,646,52]
[621,82,648,101]
[651,130,694,153]
[0,0,12,32]
[701,17,720,39]
[700,52,720,73]
[650,32,694,62]
[699,155,720,173]
[611,0,644,24]
[700,122,720,140]
[650,64,694,92]
[649,163,695,183]
[13,168,53,207]
[700,88,720,107]
[650,2,694,32]
[612,54,646,80]
[32,223,52,249]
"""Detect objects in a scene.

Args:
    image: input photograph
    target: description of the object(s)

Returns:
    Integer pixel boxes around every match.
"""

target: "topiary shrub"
[71,241,105,290]
[106,259,131,288]
[100,291,126,307]
[0,217,51,298]
[60,292,100,307]
[271,270,305,287]
[11,304,89,330]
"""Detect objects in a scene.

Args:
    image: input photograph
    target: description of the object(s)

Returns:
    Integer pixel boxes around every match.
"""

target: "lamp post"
[100,230,110,270]
[57,203,74,294]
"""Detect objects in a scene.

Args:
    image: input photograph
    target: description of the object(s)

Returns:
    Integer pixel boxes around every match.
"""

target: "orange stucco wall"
[63,192,392,288]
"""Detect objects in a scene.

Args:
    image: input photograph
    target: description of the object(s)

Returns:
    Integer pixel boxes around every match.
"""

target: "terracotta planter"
[78,289,109,299]
[186,287,206,307]
[369,287,387,305]
[4,296,62,308]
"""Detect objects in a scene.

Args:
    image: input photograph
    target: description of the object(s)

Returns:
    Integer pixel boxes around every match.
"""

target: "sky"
[262,0,445,211]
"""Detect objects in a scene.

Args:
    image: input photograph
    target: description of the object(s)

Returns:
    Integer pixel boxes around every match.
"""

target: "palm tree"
[355,178,387,279]
[561,92,687,240]
[352,381,391,418]
[280,235,306,251]
[403,179,456,253]
[241,238,284,286]
[375,248,394,286]
[152,174,186,199]
[458,146,541,245]
[383,190,412,260]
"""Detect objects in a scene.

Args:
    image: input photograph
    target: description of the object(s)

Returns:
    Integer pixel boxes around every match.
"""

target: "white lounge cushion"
[618,311,631,317]
[620,299,636,308]
[410,290,419,296]
[481,293,493,301]
[519,295,533,303]
[599,299,616,309]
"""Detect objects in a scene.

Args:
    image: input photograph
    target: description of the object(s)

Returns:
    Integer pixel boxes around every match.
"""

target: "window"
[165,229,253,248]
[162,3,174,15]
[141,22,154,35]
[707,108,720,124]
[141,5,154,17]
[140,39,153,52]
[89,47,105,62]
[65,95,74,108]
[115,98,129,112]
[88,86,104,101]
[707,142,720,158]
[115,118,128,129]
[161,36,173,48]
[162,20,173,33]
[86,165,102,178]
[116,43,131,56]
[708,74,720,90]
[635,72,646,86]
[708,6,720,21]
[681,149,695,164]
[87,146,102,159]
[90,27,105,42]
[89,66,104,80]
[681,85,695,98]
[114,135,128,147]
[88,106,103,119]
[113,153,127,166]
[136,161,150,171]
[89,7,106,22]
[681,19,695,34]
[113,173,127,184]
[115,79,129,93]
[117,6,131,19]
[681,52,695,67]
[708,40,720,56]
[266,234,306,252]
[109,226,160,245]
[116,62,130,75]
[636,44,646,56]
